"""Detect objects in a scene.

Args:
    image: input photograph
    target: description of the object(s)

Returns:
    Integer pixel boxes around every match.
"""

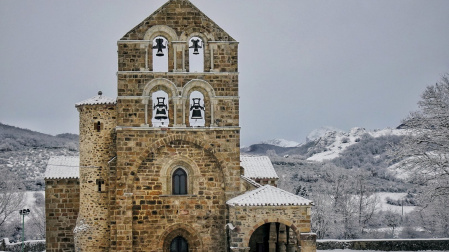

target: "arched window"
[170,236,188,252]
[152,36,168,72]
[188,37,204,72]
[172,168,187,195]
[189,91,205,127]
[152,90,169,127]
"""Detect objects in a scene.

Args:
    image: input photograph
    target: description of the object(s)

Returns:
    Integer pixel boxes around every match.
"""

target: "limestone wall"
[45,178,80,252]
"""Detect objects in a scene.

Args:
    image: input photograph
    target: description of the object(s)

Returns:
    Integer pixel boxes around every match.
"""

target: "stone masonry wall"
[45,178,80,252]
[109,128,240,251]
[75,104,117,251]
[228,205,314,251]
[116,73,239,128]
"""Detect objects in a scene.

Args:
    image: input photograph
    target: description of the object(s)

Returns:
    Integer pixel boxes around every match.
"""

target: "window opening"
[95,121,101,132]
[96,179,105,192]
[172,168,187,195]
[153,36,168,72]
[170,236,188,252]
[152,90,169,127]
[188,37,204,72]
[189,91,205,127]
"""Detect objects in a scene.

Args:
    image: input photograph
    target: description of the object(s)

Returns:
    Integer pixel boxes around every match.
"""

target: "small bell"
[154,97,168,120]
[153,38,166,57]
[190,98,204,119]
[189,39,202,55]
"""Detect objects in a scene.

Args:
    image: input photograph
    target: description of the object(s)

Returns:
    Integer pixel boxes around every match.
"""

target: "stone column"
[278,224,287,252]
[300,233,317,252]
[269,223,277,252]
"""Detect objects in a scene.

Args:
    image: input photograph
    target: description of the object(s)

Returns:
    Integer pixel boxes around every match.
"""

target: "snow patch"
[259,138,300,147]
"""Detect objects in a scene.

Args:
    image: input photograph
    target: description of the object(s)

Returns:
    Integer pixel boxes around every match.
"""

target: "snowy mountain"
[0,123,79,190]
[306,126,343,142]
[307,127,406,161]
[259,138,300,147]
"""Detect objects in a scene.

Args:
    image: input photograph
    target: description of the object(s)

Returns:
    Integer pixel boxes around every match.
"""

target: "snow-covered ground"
[307,127,407,162]
[260,138,300,147]
[374,192,415,214]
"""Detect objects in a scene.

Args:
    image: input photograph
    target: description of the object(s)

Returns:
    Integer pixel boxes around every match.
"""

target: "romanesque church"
[44,1,316,251]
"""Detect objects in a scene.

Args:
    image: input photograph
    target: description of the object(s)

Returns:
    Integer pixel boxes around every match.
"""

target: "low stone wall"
[0,238,45,252]
[317,238,449,251]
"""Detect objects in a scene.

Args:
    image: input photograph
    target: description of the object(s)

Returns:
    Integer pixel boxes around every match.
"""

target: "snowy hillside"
[307,127,407,162]
[260,138,300,147]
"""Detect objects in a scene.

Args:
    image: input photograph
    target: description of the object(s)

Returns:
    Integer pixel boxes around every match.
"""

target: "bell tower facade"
[110,0,240,251]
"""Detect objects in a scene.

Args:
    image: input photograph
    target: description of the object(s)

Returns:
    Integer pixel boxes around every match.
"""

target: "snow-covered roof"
[240,155,279,179]
[75,91,116,107]
[241,175,262,188]
[227,185,313,206]
[45,156,80,179]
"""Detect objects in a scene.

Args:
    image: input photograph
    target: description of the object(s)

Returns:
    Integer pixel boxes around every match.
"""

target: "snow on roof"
[240,155,279,179]
[75,91,116,107]
[227,185,313,207]
[241,175,262,188]
[45,156,80,179]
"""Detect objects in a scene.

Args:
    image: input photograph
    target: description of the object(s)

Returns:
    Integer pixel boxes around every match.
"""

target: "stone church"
[44,1,316,251]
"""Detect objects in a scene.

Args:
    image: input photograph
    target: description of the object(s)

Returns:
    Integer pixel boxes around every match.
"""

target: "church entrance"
[170,236,188,252]
[249,223,298,252]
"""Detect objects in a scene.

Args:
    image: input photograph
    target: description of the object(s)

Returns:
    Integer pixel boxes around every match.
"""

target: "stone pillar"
[287,227,298,252]
[278,224,287,252]
[300,233,317,252]
[269,223,277,252]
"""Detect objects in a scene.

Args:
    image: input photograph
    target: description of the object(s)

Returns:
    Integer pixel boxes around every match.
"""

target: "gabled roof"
[45,156,79,179]
[227,185,313,207]
[240,155,279,180]
[75,92,116,107]
[121,0,235,41]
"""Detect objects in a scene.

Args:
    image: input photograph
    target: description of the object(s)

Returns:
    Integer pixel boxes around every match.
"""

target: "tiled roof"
[240,155,279,179]
[227,185,313,206]
[45,156,79,179]
[241,175,262,188]
[75,92,116,107]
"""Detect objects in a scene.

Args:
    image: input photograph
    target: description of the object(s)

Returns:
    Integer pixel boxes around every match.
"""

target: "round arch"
[182,79,215,99]
[142,78,178,98]
[125,135,230,195]
[144,25,179,42]
[179,27,214,42]
[158,223,203,252]
[243,218,300,249]
[182,79,215,127]
[160,156,202,195]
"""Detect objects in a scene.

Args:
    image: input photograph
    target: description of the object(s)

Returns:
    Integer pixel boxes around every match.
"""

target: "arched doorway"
[170,236,188,252]
[249,222,298,252]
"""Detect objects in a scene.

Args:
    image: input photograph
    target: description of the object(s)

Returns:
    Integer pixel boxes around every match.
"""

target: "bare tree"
[395,74,449,237]
[397,74,449,200]
[0,168,25,228]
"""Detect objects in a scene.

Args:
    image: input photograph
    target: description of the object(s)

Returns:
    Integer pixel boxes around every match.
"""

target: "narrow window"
[188,37,204,72]
[172,168,187,195]
[152,90,169,127]
[189,91,205,127]
[95,121,101,132]
[96,179,105,192]
[170,236,188,252]
[153,36,168,72]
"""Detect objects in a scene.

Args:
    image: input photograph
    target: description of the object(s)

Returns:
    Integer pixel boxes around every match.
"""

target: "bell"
[190,98,204,119]
[189,39,202,55]
[153,38,166,57]
[154,97,168,120]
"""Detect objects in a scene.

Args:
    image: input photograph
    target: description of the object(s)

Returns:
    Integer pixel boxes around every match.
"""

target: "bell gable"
[121,0,235,42]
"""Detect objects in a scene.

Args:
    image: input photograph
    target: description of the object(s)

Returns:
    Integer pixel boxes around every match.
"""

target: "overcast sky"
[1,0,449,146]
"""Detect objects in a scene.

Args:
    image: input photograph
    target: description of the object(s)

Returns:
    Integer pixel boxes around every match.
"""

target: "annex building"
[44,1,316,251]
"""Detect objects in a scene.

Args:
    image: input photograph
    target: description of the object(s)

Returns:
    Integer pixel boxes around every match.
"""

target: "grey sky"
[1,0,448,147]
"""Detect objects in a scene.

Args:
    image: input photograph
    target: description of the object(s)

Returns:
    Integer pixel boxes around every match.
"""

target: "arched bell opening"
[249,222,299,252]
[152,36,169,72]
[151,90,170,127]
[188,36,204,72]
[170,236,188,252]
[188,91,205,127]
